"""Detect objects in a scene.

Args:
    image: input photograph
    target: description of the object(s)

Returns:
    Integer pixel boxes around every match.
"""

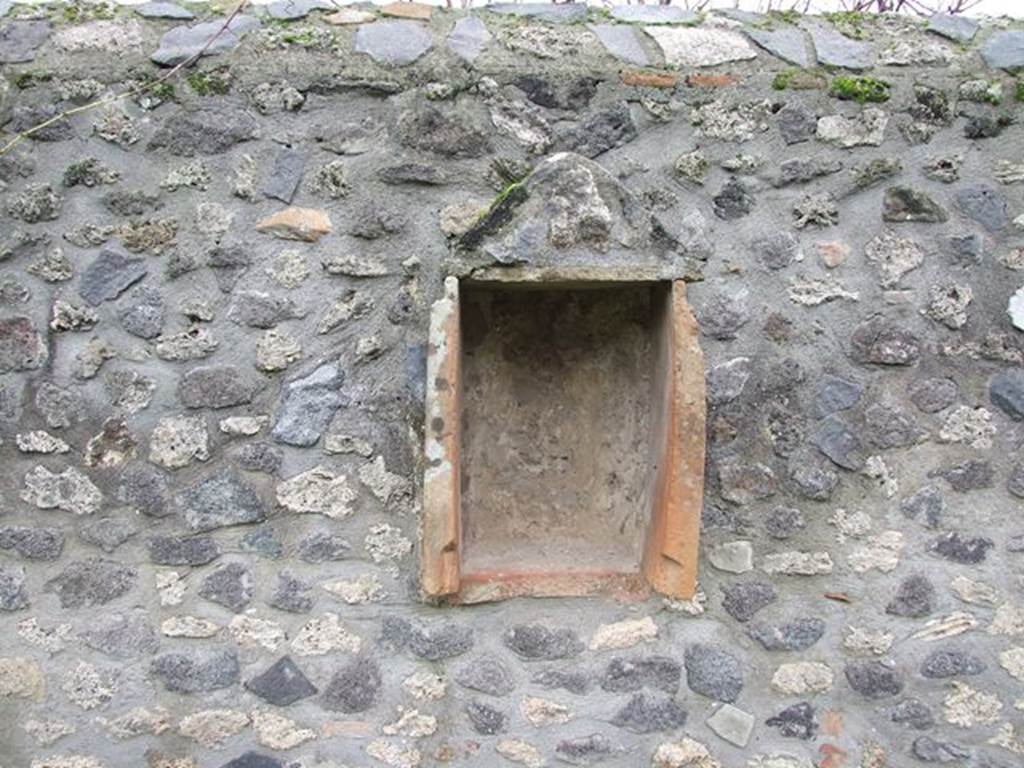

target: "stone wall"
[1,2,1024,767]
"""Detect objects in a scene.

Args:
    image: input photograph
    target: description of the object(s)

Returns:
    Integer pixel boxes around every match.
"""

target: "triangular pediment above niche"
[451,152,709,282]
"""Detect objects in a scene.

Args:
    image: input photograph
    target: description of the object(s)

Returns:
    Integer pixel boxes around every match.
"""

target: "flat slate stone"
[354,20,432,66]
[589,24,649,67]
[645,26,757,67]
[263,147,306,204]
[447,16,491,63]
[745,26,812,68]
[609,6,697,24]
[488,3,588,23]
[927,13,977,43]
[79,249,148,306]
[264,0,334,21]
[151,15,260,67]
[982,30,1024,70]
[806,23,874,70]
[134,2,195,20]
[0,21,52,64]
[246,656,317,705]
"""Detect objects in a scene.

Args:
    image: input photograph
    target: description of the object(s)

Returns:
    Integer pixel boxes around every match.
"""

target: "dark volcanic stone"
[910,376,958,413]
[245,656,317,705]
[912,736,970,762]
[44,558,136,608]
[698,291,749,341]
[611,693,686,734]
[181,468,267,533]
[149,105,259,156]
[920,649,986,678]
[152,649,239,693]
[79,248,148,306]
[7,105,73,142]
[713,178,756,220]
[504,624,583,660]
[749,618,825,651]
[844,660,904,699]
[457,656,516,696]
[321,657,381,713]
[929,460,994,492]
[766,701,817,740]
[0,315,47,372]
[532,669,590,695]
[198,563,254,612]
[776,101,817,144]
[787,459,839,501]
[684,644,743,703]
[465,700,507,735]
[298,531,350,563]
[863,403,925,449]
[117,462,171,518]
[240,527,283,559]
[227,291,305,329]
[964,115,1006,139]
[77,518,137,552]
[812,416,864,471]
[929,532,994,564]
[956,183,1008,232]
[764,506,806,539]
[271,362,346,447]
[722,580,777,623]
[882,186,948,223]
[148,535,220,566]
[850,317,921,365]
[990,369,1024,420]
[118,285,164,339]
[396,101,491,158]
[812,375,863,418]
[886,574,936,618]
[220,754,283,768]
[1008,464,1024,499]
[753,231,800,270]
[377,162,447,186]
[382,616,473,661]
[0,564,29,611]
[232,443,283,475]
[600,656,680,694]
[0,525,63,560]
[899,486,944,528]
[556,734,613,765]
[80,612,158,659]
[891,697,935,729]
[0,20,52,64]
[179,365,260,410]
[556,103,636,159]
[267,572,313,613]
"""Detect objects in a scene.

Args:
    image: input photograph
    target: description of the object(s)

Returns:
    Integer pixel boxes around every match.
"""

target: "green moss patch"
[830,76,890,104]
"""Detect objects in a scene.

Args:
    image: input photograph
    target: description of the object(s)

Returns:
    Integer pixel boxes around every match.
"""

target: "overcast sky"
[646,1,1020,14]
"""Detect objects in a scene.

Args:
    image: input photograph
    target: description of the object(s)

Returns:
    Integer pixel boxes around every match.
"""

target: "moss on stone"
[1017,79,1024,102]
[14,72,46,89]
[186,69,232,97]
[830,76,890,104]
[823,10,866,39]
[772,68,827,92]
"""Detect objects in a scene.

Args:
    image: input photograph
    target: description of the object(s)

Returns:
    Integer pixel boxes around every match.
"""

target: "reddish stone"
[686,73,739,88]
[818,744,848,768]
[620,70,678,89]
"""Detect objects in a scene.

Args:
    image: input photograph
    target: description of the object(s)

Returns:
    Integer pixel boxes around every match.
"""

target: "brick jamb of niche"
[421,269,705,604]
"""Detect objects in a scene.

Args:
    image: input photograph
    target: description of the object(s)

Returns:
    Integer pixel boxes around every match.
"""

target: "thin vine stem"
[0,0,250,157]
